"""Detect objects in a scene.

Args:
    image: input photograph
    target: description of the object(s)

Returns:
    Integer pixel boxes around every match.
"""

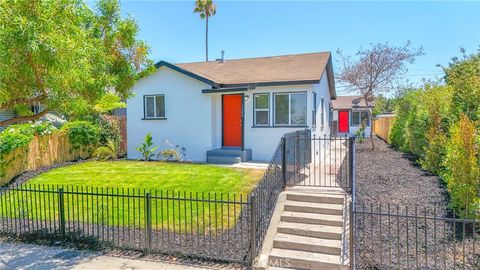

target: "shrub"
[157,139,186,162]
[97,117,122,147]
[443,115,480,219]
[61,121,99,155]
[93,140,120,161]
[419,86,452,173]
[0,121,57,179]
[136,133,157,161]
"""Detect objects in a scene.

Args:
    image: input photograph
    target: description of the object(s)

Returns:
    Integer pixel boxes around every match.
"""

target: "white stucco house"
[331,95,373,137]
[126,52,337,163]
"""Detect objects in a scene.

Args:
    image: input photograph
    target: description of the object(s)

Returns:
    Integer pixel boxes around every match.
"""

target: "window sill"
[142,117,167,120]
[251,125,309,128]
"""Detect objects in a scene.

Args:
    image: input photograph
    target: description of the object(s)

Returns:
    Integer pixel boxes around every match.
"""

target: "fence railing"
[284,131,354,192]
[0,130,364,267]
[0,184,252,263]
[351,203,479,269]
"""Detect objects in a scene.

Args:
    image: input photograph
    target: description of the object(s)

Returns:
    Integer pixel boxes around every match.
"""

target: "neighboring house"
[126,52,337,163]
[0,109,15,131]
[331,95,373,137]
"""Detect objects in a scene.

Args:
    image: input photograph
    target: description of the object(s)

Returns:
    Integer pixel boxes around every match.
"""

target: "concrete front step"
[273,233,341,255]
[284,200,343,215]
[280,211,343,227]
[269,248,346,270]
[286,192,344,205]
[277,221,342,240]
[206,155,241,164]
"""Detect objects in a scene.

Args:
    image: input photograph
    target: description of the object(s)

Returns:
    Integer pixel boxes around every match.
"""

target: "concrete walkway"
[0,242,238,270]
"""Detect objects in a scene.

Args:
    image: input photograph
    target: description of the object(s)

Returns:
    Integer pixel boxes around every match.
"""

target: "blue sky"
[109,0,479,94]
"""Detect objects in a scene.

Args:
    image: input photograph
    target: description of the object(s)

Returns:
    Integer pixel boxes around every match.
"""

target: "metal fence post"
[281,137,287,188]
[145,192,152,253]
[348,137,355,192]
[58,188,66,240]
[349,201,355,270]
[250,195,257,268]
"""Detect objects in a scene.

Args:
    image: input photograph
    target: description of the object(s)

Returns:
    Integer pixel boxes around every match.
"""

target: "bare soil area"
[355,136,449,210]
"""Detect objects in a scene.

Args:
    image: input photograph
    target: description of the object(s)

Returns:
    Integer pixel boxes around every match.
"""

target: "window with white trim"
[274,92,307,126]
[254,93,270,126]
[351,110,369,126]
[144,95,165,119]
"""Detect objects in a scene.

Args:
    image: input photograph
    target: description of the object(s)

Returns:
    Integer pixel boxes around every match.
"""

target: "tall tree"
[336,42,423,149]
[0,0,153,126]
[193,0,217,61]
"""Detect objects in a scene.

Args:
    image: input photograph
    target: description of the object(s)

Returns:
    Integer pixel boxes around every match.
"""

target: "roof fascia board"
[220,80,319,88]
[155,61,217,87]
[325,54,337,99]
[202,87,249,94]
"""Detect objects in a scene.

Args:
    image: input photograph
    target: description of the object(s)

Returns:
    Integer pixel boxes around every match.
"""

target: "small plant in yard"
[136,133,158,161]
[93,139,120,161]
[355,121,367,143]
[158,139,186,162]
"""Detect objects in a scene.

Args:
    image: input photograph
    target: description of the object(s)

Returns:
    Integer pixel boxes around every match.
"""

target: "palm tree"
[193,0,217,61]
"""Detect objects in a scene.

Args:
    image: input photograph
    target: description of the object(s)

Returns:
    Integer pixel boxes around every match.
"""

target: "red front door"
[338,110,349,133]
[223,94,243,147]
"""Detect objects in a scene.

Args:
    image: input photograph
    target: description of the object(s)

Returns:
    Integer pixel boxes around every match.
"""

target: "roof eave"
[155,61,218,87]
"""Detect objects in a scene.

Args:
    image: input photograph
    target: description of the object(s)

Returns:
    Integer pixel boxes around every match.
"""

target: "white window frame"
[253,93,270,126]
[144,94,165,119]
[273,92,307,126]
[351,110,370,126]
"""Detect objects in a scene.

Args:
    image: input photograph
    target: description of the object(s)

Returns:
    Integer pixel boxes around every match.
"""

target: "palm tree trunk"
[205,16,209,61]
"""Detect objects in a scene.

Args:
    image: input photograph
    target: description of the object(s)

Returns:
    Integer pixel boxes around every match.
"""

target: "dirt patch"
[353,137,480,269]
[355,136,449,209]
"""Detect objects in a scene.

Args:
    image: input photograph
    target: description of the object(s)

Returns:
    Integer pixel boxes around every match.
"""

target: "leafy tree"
[0,0,153,126]
[194,0,217,61]
[372,95,396,116]
[336,42,423,149]
[442,49,480,123]
[94,93,126,114]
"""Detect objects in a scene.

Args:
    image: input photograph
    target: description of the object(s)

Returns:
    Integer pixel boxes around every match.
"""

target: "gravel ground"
[354,137,479,269]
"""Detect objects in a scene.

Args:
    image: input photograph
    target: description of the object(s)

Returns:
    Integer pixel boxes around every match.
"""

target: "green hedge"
[390,53,480,218]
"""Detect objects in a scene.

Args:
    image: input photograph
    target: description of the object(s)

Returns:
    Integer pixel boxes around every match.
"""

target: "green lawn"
[28,161,263,194]
[1,161,264,232]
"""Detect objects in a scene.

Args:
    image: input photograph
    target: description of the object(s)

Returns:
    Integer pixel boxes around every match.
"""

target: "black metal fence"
[351,203,479,269]
[0,184,253,263]
[284,132,354,191]
[0,131,362,267]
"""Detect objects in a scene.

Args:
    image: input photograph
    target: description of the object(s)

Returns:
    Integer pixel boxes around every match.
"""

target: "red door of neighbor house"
[223,94,243,147]
[338,110,349,133]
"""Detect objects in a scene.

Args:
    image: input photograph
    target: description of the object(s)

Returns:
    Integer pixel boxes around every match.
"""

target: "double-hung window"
[351,110,369,126]
[144,95,165,119]
[274,92,307,126]
[254,94,270,126]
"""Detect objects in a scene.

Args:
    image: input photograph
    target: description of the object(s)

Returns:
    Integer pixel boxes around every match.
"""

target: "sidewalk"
[0,242,238,270]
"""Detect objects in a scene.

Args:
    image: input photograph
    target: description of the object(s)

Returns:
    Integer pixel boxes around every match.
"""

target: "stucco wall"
[127,66,334,162]
[240,71,332,161]
[126,67,213,161]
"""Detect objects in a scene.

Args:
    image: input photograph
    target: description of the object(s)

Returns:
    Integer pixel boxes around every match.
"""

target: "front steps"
[206,147,252,164]
[259,189,348,270]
